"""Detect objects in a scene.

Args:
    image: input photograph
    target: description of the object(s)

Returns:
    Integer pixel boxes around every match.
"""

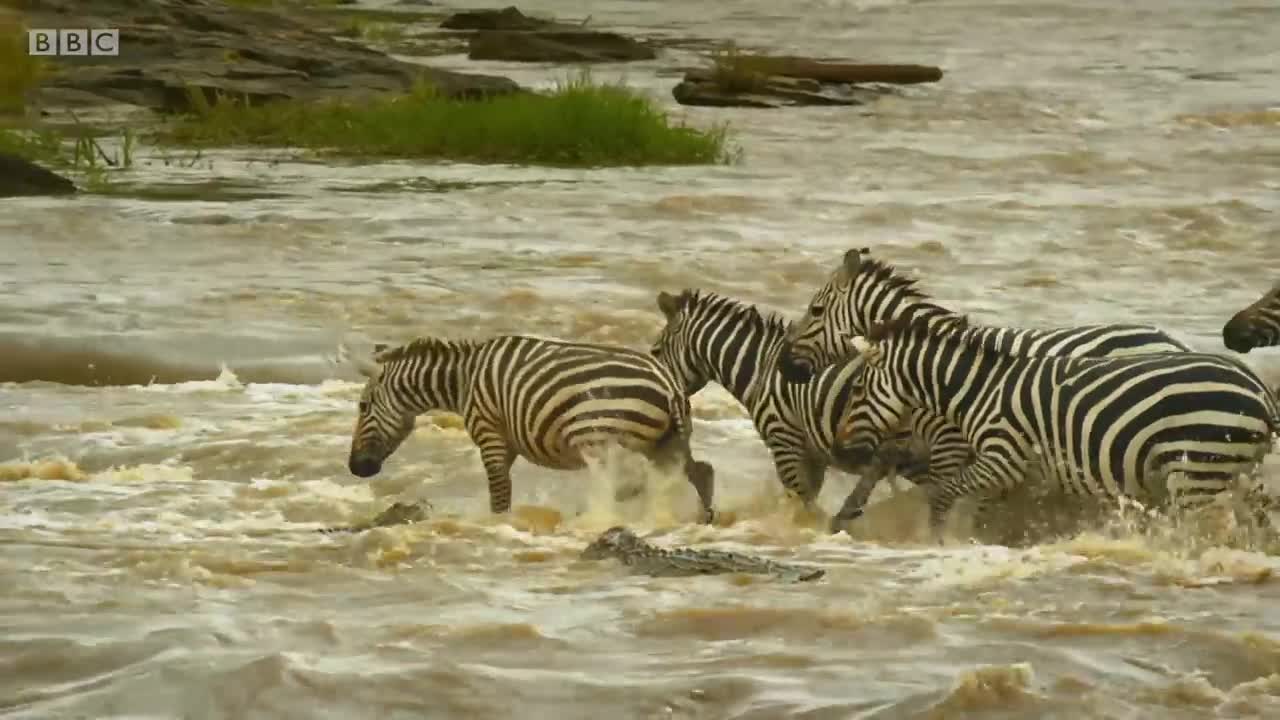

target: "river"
[3,0,1280,717]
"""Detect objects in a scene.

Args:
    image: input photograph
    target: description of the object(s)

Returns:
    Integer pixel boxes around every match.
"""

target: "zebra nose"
[348,455,383,478]
[1222,329,1254,353]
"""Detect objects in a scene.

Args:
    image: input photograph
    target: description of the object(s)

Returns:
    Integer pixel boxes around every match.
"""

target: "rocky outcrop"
[673,55,944,108]
[0,154,77,197]
[469,30,655,63]
[440,6,656,63]
[440,6,551,31]
[21,0,521,115]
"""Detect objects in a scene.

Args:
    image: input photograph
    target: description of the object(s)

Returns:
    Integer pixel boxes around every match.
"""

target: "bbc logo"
[28,29,120,57]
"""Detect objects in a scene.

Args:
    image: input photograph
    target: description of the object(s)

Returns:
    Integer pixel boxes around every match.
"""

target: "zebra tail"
[654,395,694,454]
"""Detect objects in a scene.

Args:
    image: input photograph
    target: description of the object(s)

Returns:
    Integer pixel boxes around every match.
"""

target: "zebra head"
[834,315,919,467]
[346,342,416,479]
[778,247,876,383]
[650,290,711,395]
[778,247,942,384]
[1223,282,1280,354]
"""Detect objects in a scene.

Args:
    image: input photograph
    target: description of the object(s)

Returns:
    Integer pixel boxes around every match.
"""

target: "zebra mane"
[827,248,954,323]
[865,310,972,344]
[674,288,791,338]
[375,337,476,364]
[842,250,932,304]
[866,310,1059,359]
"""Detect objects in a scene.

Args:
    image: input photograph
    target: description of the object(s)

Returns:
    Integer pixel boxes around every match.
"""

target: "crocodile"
[317,501,431,534]
[580,526,825,582]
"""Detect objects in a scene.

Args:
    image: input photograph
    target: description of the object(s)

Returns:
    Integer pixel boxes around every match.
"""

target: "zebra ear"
[373,343,388,353]
[836,248,865,286]
[657,291,683,320]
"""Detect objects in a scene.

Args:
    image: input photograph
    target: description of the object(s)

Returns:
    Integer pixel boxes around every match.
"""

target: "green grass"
[0,20,44,117]
[335,17,407,43]
[157,74,734,167]
[708,43,774,94]
[0,126,135,190]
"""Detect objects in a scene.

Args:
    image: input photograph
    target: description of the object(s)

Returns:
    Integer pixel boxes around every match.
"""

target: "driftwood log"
[673,54,943,108]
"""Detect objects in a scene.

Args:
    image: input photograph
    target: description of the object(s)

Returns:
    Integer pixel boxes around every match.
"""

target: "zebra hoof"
[699,508,717,525]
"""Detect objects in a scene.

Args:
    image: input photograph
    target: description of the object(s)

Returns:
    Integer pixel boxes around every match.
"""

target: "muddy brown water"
[3,0,1280,718]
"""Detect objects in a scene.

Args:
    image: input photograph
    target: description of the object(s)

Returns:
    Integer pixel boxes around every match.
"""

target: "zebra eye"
[358,401,369,414]
[810,305,824,318]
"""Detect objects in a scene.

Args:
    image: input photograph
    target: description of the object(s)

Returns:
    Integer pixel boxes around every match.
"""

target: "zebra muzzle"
[1222,326,1260,353]
[348,455,383,478]
[776,348,813,383]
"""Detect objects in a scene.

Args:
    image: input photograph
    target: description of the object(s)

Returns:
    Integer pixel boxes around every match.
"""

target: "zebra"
[340,336,717,524]
[835,312,1279,541]
[774,247,1196,523]
[1223,281,1280,353]
[649,288,934,531]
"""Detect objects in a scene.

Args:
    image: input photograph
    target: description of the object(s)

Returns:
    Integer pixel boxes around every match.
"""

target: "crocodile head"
[580,526,644,560]
[371,501,429,527]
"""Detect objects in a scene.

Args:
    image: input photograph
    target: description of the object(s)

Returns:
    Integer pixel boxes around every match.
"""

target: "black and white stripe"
[343,336,716,522]
[1224,282,1280,353]
[775,249,1195,521]
[836,314,1278,538]
[650,289,937,530]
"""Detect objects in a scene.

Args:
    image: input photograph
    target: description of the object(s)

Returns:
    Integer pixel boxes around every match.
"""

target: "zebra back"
[778,248,1192,383]
[850,314,1278,451]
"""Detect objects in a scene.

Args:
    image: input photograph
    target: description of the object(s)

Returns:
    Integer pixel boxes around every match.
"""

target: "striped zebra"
[340,336,716,523]
[650,289,933,530]
[836,313,1279,540]
[1223,282,1280,353]
[775,248,1195,522]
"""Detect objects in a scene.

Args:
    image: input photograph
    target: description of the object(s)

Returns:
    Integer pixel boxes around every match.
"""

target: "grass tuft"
[0,125,136,190]
[157,73,734,167]
[335,17,406,43]
[0,19,45,117]
[708,42,773,94]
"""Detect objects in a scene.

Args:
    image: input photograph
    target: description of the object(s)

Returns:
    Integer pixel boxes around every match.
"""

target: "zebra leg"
[685,458,716,524]
[767,441,822,506]
[926,455,1016,544]
[829,457,892,534]
[651,428,716,524]
[478,441,518,515]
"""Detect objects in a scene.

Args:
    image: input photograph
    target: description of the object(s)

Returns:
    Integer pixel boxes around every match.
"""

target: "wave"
[0,334,344,387]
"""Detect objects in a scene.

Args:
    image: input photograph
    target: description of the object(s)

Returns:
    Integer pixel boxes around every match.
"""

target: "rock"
[440,6,551,31]
[469,30,656,63]
[21,0,522,115]
[0,154,77,197]
[734,57,943,85]
[672,54,942,108]
[440,6,655,64]
[674,69,871,108]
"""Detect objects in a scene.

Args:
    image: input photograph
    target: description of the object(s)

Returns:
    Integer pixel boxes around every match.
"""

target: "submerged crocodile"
[581,526,825,582]
[317,501,431,534]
